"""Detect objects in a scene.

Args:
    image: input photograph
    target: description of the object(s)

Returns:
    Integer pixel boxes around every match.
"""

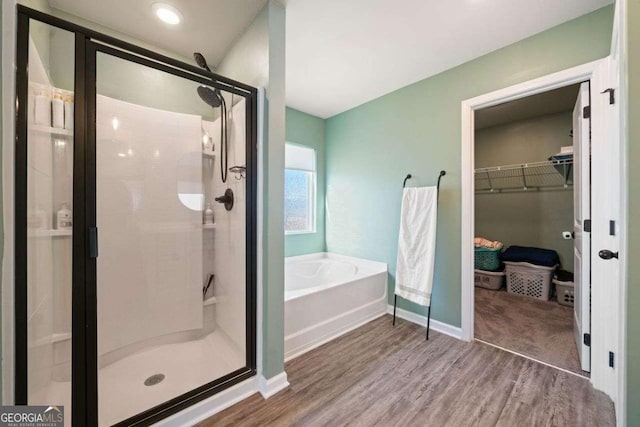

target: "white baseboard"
[386,305,463,340]
[156,376,259,427]
[258,372,289,399]
[157,371,289,425]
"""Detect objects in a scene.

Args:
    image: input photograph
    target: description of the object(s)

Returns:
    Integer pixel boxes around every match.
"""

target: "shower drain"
[144,374,165,386]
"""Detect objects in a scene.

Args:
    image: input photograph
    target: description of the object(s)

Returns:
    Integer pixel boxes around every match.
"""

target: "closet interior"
[473,83,590,376]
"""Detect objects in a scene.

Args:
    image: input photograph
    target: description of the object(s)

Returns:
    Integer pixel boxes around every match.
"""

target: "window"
[284,143,316,234]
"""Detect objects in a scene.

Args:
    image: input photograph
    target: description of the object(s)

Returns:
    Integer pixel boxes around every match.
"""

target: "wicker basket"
[504,261,556,301]
[474,247,502,271]
[474,269,505,290]
[553,279,575,307]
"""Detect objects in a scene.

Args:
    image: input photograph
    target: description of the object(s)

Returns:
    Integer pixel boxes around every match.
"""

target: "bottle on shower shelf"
[64,94,74,130]
[35,205,47,229]
[34,89,52,126]
[56,203,72,229]
[52,91,65,129]
[27,205,47,230]
[203,203,214,225]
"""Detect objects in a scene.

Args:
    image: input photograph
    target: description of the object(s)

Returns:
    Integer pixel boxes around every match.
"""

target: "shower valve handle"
[215,188,234,211]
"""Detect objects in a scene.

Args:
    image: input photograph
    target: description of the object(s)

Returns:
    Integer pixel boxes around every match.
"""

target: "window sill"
[285,230,317,236]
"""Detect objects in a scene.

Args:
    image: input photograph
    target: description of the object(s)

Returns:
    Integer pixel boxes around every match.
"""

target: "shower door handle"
[89,227,99,258]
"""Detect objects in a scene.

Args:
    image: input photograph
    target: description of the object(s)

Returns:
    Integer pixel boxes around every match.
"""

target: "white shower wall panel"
[202,99,247,353]
[24,30,83,401]
[27,151,55,394]
[96,95,204,356]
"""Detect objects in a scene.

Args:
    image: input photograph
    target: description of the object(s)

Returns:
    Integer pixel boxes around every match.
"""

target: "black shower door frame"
[14,6,258,426]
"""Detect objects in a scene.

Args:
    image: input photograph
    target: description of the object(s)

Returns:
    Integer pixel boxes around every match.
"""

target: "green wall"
[18,0,192,63]
[26,9,214,119]
[626,0,639,424]
[475,112,574,268]
[94,54,215,119]
[325,5,614,327]
[263,1,286,380]
[217,1,287,380]
[285,107,326,257]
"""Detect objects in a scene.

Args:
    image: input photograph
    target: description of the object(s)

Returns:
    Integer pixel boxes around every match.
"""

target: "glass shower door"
[20,18,75,425]
[93,50,250,425]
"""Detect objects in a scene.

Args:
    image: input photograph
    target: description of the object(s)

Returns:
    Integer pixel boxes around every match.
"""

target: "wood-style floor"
[474,287,584,376]
[199,315,614,427]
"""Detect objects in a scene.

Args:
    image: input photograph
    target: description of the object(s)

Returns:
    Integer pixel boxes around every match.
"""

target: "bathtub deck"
[198,315,615,426]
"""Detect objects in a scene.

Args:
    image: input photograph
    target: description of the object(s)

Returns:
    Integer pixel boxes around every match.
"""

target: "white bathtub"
[284,252,388,360]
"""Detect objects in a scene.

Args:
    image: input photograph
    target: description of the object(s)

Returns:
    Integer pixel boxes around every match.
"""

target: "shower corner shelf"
[29,124,74,137]
[202,223,217,229]
[202,150,216,159]
[29,229,72,238]
[475,159,573,193]
[203,296,218,306]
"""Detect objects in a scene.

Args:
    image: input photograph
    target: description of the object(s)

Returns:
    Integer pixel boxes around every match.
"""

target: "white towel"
[395,186,438,307]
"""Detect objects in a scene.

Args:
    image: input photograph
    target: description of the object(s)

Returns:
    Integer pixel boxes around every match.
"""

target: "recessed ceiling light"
[152,3,182,25]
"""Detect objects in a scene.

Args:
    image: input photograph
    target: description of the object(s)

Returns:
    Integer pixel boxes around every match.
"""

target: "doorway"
[14,6,258,426]
[460,59,623,406]
[471,82,589,376]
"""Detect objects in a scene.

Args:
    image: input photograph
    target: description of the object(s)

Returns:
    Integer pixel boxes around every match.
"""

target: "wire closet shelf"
[475,159,573,193]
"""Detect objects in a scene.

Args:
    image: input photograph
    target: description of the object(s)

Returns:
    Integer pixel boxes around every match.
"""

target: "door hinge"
[609,351,615,368]
[601,88,615,105]
[583,105,591,119]
[584,333,591,347]
[89,227,99,258]
[584,219,591,233]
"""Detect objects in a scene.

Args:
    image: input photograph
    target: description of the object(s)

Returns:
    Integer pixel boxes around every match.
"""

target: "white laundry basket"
[474,269,505,290]
[504,262,556,301]
[553,279,575,306]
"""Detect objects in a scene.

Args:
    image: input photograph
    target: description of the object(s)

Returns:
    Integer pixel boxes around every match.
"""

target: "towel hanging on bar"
[395,186,438,306]
[393,170,445,340]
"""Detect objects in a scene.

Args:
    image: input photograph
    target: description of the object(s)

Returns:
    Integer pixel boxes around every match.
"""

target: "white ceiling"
[475,83,581,129]
[48,0,267,66]
[286,0,612,118]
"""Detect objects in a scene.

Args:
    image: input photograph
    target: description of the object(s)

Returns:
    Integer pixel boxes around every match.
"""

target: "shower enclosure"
[14,6,257,426]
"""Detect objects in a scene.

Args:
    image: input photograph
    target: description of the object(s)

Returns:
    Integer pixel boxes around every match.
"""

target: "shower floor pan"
[29,329,244,426]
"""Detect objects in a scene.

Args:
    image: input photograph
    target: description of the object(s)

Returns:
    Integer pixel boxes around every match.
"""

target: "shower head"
[197,85,221,108]
[193,52,211,72]
[194,52,220,108]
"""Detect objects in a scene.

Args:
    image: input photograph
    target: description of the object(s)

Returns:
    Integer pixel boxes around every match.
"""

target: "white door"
[573,81,591,372]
